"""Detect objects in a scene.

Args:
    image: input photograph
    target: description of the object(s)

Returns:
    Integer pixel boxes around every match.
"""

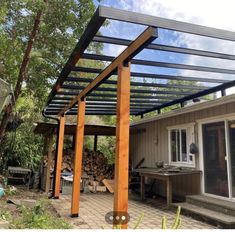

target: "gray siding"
[130,101,235,169]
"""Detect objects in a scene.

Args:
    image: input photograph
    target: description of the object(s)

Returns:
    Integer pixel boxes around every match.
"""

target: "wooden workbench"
[135,168,201,205]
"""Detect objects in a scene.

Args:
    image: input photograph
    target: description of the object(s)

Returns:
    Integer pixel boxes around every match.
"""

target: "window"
[168,124,195,167]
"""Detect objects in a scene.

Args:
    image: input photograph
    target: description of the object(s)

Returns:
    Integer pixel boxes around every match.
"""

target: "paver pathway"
[51,193,216,229]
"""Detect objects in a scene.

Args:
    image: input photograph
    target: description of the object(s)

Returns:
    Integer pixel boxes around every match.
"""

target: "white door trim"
[198,115,235,200]
[225,120,233,199]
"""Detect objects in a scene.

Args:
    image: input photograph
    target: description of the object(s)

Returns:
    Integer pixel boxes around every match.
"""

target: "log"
[43,148,114,187]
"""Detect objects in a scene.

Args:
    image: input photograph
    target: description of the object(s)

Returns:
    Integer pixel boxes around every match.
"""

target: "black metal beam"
[65,77,207,90]
[44,111,126,116]
[53,96,73,101]
[72,66,228,83]
[93,35,235,61]
[61,85,194,95]
[141,78,235,114]
[85,101,160,106]
[49,102,155,106]
[47,105,152,110]
[81,53,235,75]
[50,101,71,105]
[85,97,169,104]
[55,92,181,100]
[59,27,158,116]
[45,109,140,115]
[99,6,235,41]
[45,108,141,112]
[47,102,153,108]
[45,7,106,107]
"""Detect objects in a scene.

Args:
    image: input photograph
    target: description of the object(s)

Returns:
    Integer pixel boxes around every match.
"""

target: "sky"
[92,0,235,96]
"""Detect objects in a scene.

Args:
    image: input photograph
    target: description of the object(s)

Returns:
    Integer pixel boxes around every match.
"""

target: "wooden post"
[45,133,53,193]
[71,99,86,217]
[54,115,65,199]
[94,135,98,151]
[113,62,130,229]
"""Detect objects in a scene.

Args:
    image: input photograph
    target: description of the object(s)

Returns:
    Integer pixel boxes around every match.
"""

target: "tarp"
[0,78,12,114]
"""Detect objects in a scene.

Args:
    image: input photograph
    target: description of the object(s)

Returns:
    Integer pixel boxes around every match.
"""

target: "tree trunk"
[0,9,43,141]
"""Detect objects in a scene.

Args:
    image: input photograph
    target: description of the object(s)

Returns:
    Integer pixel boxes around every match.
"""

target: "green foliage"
[97,136,115,164]
[0,210,11,222]
[0,0,103,170]
[133,212,144,229]
[4,186,17,196]
[11,198,72,229]
[85,115,116,164]
[162,206,181,229]
[0,0,99,108]
[0,94,44,170]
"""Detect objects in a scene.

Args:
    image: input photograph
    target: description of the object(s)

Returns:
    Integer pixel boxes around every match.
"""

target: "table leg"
[166,177,172,206]
[140,175,145,200]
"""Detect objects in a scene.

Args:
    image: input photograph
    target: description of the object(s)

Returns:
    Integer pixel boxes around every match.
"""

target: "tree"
[0,0,102,169]
[0,0,100,141]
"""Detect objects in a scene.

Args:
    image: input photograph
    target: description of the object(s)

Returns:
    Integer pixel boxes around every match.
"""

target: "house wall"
[130,100,235,199]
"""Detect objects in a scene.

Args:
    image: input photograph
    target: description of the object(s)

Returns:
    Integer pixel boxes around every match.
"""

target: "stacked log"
[43,148,114,183]
[83,149,114,181]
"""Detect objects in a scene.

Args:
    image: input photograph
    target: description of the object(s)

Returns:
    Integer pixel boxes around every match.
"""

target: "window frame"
[168,123,195,167]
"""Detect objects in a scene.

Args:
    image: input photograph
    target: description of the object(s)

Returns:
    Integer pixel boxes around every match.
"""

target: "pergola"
[43,6,235,228]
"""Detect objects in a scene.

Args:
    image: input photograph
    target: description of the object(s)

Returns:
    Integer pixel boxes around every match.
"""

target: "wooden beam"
[113,62,130,229]
[45,133,53,193]
[59,26,157,116]
[71,99,86,217]
[54,115,65,199]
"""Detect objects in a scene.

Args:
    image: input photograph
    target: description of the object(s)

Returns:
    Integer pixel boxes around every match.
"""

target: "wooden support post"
[113,62,130,229]
[94,135,98,151]
[54,115,65,199]
[71,99,86,217]
[45,133,53,193]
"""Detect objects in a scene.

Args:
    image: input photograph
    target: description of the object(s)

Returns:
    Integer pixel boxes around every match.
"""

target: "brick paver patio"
[51,193,215,229]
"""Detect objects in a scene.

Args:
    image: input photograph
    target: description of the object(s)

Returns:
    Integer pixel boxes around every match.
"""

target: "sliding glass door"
[202,119,235,199]
[228,120,235,198]
[202,121,229,197]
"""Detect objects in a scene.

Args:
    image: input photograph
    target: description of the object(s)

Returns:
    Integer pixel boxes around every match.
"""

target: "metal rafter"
[61,85,195,95]
[81,53,235,75]
[99,6,235,41]
[65,77,208,90]
[58,26,158,115]
[141,79,235,114]
[72,66,228,83]
[43,6,235,117]
[45,7,106,108]
[93,35,235,61]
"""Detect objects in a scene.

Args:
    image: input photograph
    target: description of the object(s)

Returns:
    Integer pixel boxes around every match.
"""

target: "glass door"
[228,120,235,198]
[202,121,229,197]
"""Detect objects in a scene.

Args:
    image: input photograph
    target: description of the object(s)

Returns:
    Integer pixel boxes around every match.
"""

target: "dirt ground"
[0,187,73,229]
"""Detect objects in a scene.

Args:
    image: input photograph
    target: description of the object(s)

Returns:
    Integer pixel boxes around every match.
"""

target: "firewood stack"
[43,148,114,184]
[83,149,114,181]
